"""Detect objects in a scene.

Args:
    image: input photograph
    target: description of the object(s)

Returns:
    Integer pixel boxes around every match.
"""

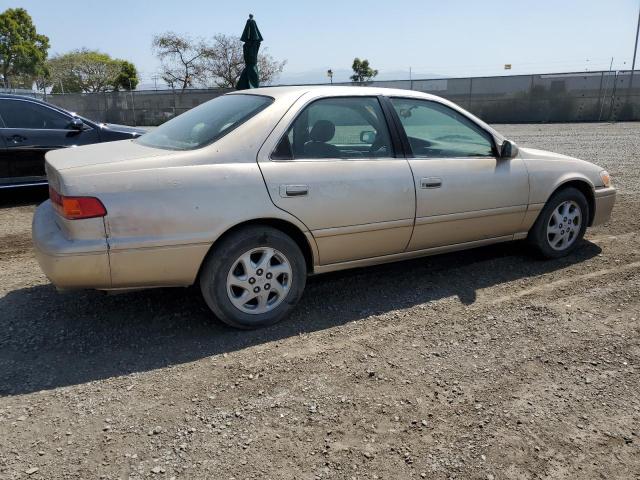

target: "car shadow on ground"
[0,238,601,397]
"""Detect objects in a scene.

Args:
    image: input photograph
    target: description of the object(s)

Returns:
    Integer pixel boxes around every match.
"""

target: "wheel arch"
[547,179,596,226]
[195,217,318,284]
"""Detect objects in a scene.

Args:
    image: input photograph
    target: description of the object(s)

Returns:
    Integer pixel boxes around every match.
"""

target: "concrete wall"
[40,70,640,126]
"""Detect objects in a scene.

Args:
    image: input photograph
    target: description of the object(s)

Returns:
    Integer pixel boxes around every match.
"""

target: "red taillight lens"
[49,187,107,220]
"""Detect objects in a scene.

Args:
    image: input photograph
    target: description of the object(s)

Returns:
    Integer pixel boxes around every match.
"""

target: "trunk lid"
[45,139,167,171]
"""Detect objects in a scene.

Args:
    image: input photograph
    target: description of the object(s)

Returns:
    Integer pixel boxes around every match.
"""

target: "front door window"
[389,98,495,158]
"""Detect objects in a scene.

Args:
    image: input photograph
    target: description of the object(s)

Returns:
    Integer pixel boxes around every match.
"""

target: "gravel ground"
[0,122,639,479]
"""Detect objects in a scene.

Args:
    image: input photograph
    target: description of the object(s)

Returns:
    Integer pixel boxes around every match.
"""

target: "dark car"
[0,94,146,189]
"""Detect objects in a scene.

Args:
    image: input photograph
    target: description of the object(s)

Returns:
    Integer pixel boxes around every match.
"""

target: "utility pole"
[630,2,640,90]
[409,67,413,90]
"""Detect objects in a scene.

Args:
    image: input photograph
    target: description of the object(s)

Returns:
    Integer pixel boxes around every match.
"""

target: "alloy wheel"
[226,247,292,315]
[547,200,582,251]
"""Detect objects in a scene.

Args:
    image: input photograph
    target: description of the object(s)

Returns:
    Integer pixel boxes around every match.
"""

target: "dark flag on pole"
[236,14,263,90]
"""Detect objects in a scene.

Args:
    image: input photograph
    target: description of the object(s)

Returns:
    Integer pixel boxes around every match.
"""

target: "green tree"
[48,49,137,93]
[350,58,378,83]
[112,60,139,90]
[0,8,49,88]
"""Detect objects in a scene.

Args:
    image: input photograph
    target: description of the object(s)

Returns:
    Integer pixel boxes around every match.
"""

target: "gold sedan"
[32,86,616,328]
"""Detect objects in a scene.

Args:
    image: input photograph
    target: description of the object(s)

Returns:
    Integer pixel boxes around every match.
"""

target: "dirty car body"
[32,86,616,328]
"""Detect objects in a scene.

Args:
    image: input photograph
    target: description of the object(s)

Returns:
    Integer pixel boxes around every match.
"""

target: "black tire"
[199,226,307,329]
[528,187,589,259]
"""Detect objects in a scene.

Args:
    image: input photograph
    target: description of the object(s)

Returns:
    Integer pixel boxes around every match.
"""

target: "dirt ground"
[0,122,639,480]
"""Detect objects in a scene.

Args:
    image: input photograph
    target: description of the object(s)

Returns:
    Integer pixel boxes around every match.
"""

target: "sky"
[7,0,640,88]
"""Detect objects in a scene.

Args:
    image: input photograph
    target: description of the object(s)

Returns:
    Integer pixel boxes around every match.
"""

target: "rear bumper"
[591,187,616,226]
[32,201,111,289]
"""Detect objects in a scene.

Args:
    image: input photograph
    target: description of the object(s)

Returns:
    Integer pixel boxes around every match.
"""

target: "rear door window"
[272,97,394,160]
[0,99,72,129]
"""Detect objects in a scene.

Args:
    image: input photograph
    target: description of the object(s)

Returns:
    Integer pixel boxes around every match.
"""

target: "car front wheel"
[528,187,589,258]
[199,226,307,329]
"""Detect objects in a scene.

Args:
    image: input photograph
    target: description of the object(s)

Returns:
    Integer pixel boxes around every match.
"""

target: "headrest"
[309,120,335,143]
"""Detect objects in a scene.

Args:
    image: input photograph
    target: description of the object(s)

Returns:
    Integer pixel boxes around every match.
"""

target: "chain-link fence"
[18,70,640,126]
[39,88,233,126]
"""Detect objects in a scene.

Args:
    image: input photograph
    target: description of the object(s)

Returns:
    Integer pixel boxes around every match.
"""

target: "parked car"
[0,94,146,189]
[32,86,616,329]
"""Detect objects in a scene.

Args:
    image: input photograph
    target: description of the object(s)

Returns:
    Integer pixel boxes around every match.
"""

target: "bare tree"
[257,50,287,86]
[200,34,286,88]
[152,32,207,91]
[200,35,243,88]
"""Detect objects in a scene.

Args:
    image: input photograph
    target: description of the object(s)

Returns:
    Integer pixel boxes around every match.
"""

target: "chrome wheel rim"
[547,200,581,251]
[226,247,292,315]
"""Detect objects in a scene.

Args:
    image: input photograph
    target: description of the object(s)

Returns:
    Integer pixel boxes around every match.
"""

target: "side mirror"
[500,139,518,159]
[68,117,84,131]
[360,130,376,143]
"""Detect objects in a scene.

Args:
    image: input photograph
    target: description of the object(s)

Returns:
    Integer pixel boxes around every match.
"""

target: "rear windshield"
[136,94,273,150]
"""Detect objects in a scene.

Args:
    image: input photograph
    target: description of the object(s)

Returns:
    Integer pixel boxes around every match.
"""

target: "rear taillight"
[49,187,107,220]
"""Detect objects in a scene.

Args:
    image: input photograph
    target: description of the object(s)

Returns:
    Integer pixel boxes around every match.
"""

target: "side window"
[0,99,72,130]
[272,97,393,160]
[390,98,495,158]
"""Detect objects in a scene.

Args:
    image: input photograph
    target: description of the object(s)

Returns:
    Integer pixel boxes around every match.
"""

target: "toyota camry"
[32,86,616,328]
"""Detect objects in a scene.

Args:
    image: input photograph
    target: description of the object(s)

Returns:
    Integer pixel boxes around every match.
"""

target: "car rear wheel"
[528,187,589,258]
[200,226,307,329]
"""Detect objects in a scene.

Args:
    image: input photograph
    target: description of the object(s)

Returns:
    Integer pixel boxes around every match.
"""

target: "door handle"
[420,177,442,189]
[280,184,309,197]
[7,135,26,144]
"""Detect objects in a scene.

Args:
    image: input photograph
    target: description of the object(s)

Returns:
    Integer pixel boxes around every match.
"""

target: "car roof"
[227,84,440,101]
[229,85,503,143]
[0,93,48,102]
[0,93,69,112]
[0,93,88,120]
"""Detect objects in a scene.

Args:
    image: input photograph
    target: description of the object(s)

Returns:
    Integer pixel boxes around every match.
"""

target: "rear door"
[387,96,529,250]
[0,98,100,186]
[257,94,416,265]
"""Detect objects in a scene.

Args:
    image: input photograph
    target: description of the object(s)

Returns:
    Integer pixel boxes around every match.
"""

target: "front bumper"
[32,201,111,289]
[592,186,616,226]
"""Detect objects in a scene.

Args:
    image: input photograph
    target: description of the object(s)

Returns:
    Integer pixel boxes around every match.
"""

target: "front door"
[0,98,100,186]
[258,95,416,265]
[388,97,529,250]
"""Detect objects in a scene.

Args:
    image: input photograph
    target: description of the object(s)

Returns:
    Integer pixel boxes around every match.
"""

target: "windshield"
[136,94,273,150]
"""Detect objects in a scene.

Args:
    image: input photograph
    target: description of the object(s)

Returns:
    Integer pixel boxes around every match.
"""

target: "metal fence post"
[129,78,136,126]
[597,71,608,121]
[607,71,619,121]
